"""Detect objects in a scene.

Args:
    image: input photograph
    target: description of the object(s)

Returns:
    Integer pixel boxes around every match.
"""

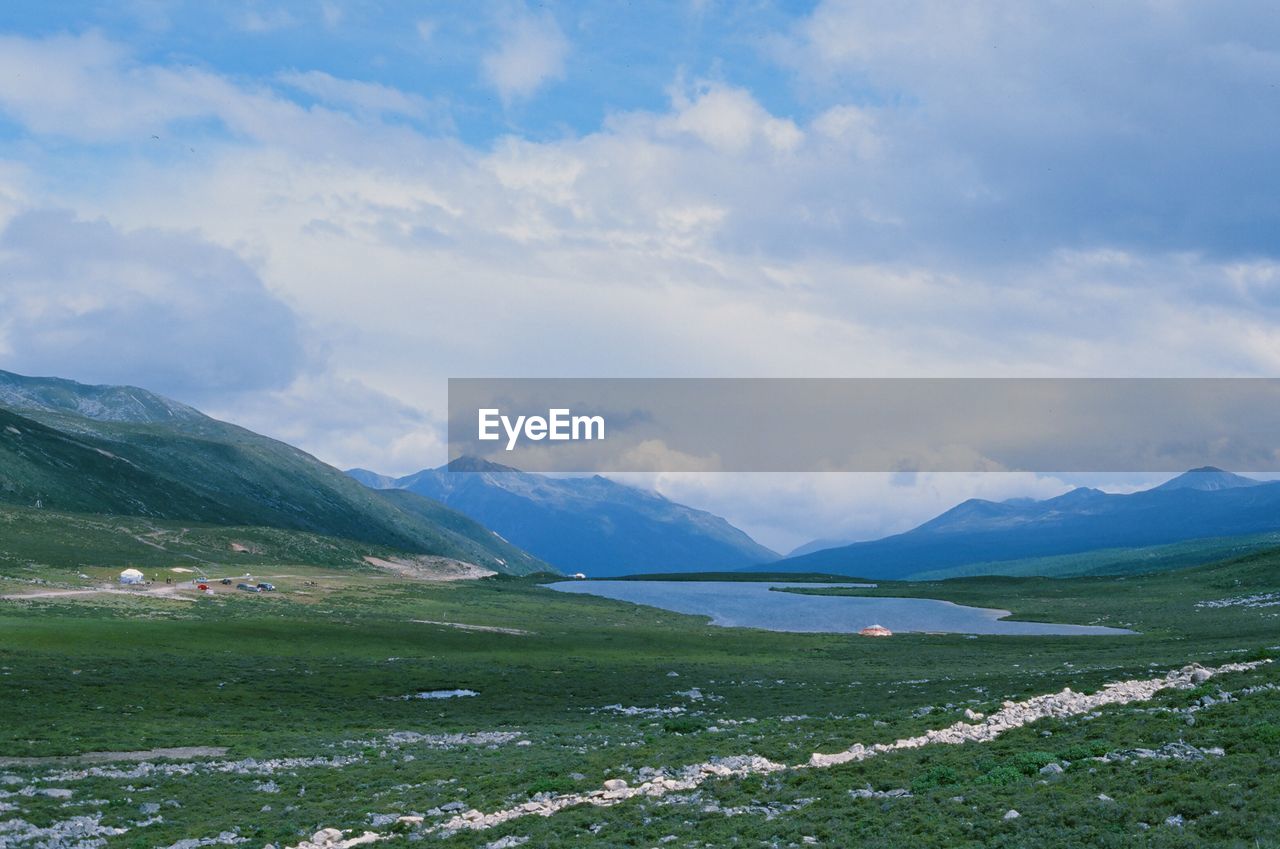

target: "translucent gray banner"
[447,378,1280,473]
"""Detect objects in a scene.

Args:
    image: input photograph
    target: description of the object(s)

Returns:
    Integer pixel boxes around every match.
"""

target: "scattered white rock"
[0,814,129,846]
[808,661,1267,769]
[849,785,911,799]
[484,836,529,849]
[1099,742,1223,764]
[1197,592,1280,610]
[311,659,1271,840]
[157,829,249,849]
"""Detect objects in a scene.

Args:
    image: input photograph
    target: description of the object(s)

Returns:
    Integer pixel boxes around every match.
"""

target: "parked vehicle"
[236,582,261,593]
[256,582,275,591]
[220,578,232,585]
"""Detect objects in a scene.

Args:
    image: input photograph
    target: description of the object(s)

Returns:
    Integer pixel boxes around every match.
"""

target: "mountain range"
[766,467,1280,579]
[8,368,1280,583]
[0,370,544,574]
[346,457,778,576]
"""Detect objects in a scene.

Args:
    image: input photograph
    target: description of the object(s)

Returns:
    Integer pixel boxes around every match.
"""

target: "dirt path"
[410,619,532,636]
[0,746,229,767]
[0,585,197,602]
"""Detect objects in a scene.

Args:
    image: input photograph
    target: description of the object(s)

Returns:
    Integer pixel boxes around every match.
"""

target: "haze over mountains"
[0,370,544,574]
[766,467,1280,580]
[347,458,779,577]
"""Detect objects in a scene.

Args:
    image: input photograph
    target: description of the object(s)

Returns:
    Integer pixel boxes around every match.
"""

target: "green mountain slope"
[0,503,416,573]
[0,371,545,574]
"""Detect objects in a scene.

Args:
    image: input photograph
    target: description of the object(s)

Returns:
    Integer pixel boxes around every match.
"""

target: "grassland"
[907,532,1280,580]
[1,548,1279,848]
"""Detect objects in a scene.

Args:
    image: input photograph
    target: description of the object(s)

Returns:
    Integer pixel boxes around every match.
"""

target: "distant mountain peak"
[1046,486,1107,504]
[444,456,520,473]
[0,369,206,425]
[352,457,778,575]
[344,468,397,490]
[1151,467,1261,492]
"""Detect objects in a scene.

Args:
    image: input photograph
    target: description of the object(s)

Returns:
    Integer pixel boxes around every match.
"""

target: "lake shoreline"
[547,580,1136,636]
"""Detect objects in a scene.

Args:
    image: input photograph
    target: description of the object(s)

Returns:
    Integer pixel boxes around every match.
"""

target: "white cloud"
[3,28,1280,538]
[481,5,570,103]
[0,209,304,402]
[665,83,803,154]
[277,70,433,119]
[207,374,442,475]
[611,471,1075,553]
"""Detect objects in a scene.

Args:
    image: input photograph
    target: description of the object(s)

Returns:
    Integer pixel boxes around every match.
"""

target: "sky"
[0,1,1278,551]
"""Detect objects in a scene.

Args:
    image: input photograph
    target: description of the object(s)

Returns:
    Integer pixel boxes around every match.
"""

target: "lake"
[547,580,1134,636]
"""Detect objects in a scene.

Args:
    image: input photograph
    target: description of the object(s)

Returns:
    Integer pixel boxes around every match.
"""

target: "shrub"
[662,717,705,734]
[1011,750,1057,775]
[911,764,961,793]
[1056,740,1110,761]
[976,765,1024,786]
[1251,722,1280,745]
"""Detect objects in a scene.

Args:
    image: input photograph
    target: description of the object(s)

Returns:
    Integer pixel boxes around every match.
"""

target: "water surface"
[548,581,1133,636]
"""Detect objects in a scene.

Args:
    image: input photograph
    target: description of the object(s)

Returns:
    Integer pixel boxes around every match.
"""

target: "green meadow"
[2,547,1279,848]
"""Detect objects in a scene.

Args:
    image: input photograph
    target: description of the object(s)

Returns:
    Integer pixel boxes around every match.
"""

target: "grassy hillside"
[0,503,439,574]
[0,402,545,575]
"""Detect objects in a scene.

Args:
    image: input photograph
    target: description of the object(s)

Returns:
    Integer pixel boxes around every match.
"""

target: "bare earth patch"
[362,556,496,582]
[0,585,197,603]
[410,619,532,636]
[0,746,229,767]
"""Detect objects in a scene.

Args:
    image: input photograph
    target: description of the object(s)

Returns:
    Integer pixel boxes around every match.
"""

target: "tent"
[119,568,145,585]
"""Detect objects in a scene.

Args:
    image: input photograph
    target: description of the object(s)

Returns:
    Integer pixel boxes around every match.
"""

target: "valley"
[2,372,1279,847]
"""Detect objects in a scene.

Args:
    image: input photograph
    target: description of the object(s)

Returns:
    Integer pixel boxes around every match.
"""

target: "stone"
[1003,809,1020,820]
[311,829,343,846]
[602,779,628,792]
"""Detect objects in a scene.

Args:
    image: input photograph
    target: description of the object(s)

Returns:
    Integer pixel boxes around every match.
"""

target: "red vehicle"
[197,583,209,591]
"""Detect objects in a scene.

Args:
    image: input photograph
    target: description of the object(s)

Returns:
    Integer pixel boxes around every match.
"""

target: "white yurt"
[119,568,145,585]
